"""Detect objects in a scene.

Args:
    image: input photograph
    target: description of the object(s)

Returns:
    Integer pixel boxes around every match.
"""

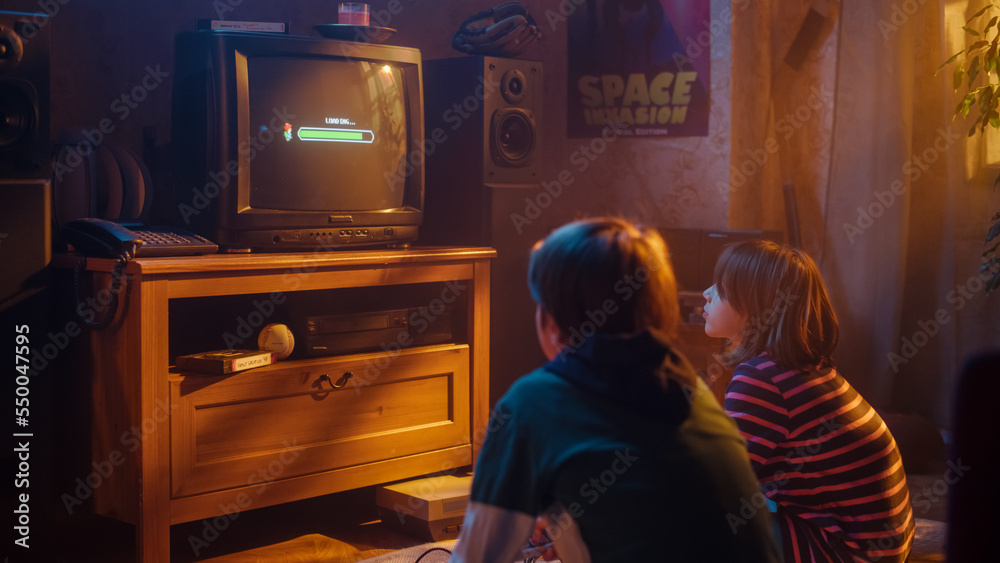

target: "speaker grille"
[0,79,36,153]
[491,108,535,167]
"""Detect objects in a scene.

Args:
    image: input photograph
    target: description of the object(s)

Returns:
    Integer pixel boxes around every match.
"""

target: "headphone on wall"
[452,1,542,57]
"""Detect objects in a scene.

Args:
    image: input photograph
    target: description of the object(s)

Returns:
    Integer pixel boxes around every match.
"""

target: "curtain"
[730,0,1000,427]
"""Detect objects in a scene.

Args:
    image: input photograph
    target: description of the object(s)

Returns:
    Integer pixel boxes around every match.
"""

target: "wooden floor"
[46,486,436,563]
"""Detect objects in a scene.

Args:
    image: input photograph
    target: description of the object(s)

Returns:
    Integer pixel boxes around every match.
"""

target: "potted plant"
[939,3,1000,294]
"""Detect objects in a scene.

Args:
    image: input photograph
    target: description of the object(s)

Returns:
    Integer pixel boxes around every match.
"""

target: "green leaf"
[976,84,993,116]
[955,65,966,89]
[978,84,997,117]
[960,92,976,116]
[970,55,982,87]
[983,84,996,105]
[936,49,964,74]
[968,4,994,23]
[968,39,990,54]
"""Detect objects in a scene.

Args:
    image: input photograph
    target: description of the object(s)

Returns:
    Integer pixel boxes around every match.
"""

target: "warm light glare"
[382,65,391,73]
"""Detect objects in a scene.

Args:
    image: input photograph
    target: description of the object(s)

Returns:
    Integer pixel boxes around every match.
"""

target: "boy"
[450,217,779,562]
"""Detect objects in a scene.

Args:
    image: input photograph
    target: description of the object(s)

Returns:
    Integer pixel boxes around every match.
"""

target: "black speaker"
[421,56,543,245]
[424,56,541,186]
[0,11,50,179]
[422,56,548,405]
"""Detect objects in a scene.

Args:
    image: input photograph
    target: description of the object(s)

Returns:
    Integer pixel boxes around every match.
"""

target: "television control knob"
[383,227,393,236]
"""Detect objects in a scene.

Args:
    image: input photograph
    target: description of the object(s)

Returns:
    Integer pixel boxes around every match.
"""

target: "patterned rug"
[352,520,946,563]
[357,540,456,563]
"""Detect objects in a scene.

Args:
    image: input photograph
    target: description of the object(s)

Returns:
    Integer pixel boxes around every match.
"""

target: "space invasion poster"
[563,0,711,138]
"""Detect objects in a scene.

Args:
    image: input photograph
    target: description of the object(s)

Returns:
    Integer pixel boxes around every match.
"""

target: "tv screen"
[247,57,408,211]
[171,31,423,251]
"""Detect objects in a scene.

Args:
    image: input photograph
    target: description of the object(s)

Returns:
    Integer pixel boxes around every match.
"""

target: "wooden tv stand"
[59,247,494,562]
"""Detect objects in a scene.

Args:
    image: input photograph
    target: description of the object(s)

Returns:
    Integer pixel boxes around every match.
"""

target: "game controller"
[517,529,554,562]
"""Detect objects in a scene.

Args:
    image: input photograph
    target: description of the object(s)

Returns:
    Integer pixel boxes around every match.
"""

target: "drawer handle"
[318,371,354,389]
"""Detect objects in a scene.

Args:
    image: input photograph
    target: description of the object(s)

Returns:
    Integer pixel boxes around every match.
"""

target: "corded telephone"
[62,218,218,258]
[62,218,217,330]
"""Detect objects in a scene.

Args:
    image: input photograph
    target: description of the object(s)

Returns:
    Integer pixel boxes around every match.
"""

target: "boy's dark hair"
[714,239,838,370]
[528,217,680,338]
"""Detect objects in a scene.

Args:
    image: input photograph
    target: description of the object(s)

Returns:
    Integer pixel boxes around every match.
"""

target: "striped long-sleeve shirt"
[724,354,915,562]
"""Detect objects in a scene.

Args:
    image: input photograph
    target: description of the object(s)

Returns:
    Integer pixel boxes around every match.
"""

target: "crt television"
[171,31,424,251]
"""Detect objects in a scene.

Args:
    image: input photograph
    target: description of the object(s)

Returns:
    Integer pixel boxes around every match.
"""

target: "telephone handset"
[62,218,218,258]
[62,219,218,330]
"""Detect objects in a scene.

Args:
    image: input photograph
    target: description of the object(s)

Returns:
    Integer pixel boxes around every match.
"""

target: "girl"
[703,239,915,562]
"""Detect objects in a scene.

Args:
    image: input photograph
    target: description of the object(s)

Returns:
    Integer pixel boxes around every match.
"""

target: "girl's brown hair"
[714,240,838,370]
[528,217,680,338]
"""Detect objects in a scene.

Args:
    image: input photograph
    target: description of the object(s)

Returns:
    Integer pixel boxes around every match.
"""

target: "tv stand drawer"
[169,345,471,498]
